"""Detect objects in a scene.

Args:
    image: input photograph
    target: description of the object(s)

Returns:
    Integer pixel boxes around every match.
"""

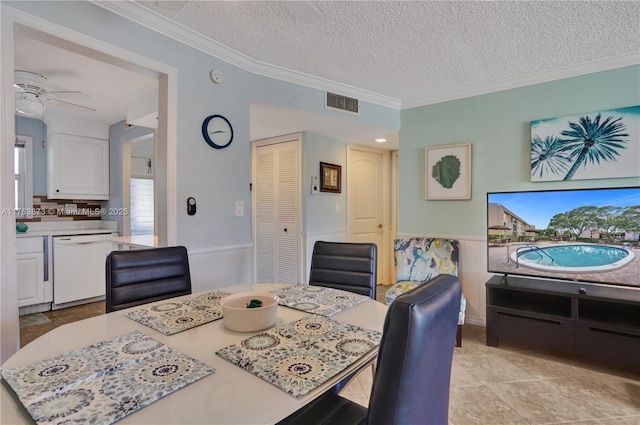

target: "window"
[130,178,154,235]
[14,136,33,217]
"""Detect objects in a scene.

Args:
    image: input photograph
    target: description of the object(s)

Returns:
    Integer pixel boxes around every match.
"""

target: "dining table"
[1,283,388,425]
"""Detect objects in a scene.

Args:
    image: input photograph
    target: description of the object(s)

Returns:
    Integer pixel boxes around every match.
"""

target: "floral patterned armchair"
[386,237,466,346]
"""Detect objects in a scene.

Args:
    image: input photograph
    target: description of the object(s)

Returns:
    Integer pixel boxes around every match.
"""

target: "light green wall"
[399,65,640,237]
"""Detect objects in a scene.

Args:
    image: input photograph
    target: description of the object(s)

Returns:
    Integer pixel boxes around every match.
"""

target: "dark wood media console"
[486,275,640,368]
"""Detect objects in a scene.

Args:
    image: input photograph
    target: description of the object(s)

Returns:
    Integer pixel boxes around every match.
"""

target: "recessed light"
[375,138,387,143]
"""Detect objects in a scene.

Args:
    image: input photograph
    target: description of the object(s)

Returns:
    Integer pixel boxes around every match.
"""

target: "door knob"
[378,224,383,229]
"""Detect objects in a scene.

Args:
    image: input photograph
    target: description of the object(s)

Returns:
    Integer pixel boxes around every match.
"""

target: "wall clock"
[202,114,233,149]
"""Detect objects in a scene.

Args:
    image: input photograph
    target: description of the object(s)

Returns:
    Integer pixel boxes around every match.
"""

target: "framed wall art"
[320,162,341,193]
[425,143,472,200]
[531,105,640,182]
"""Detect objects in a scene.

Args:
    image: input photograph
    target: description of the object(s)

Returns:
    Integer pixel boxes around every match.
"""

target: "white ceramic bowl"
[220,292,279,332]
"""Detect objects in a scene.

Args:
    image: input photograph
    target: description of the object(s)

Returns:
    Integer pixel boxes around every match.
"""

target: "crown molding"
[401,52,640,110]
[92,0,402,110]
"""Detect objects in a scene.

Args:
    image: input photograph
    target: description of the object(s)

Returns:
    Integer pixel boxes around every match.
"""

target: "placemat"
[0,331,213,425]
[216,315,382,398]
[272,285,369,316]
[125,290,230,335]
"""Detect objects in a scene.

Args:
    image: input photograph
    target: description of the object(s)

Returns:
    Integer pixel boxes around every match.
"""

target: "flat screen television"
[487,186,640,288]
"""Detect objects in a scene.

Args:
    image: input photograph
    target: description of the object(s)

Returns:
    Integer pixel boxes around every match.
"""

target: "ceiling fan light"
[15,98,43,119]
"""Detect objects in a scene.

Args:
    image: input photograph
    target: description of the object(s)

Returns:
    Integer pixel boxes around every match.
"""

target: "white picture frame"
[425,143,472,200]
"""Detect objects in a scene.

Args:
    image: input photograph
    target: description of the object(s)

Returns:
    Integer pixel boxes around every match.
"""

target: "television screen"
[487,186,640,288]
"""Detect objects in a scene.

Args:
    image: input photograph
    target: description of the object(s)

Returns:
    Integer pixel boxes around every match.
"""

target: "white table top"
[1,284,388,425]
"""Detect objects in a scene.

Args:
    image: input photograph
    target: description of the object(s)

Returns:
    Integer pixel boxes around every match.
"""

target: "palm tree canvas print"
[531,105,640,182]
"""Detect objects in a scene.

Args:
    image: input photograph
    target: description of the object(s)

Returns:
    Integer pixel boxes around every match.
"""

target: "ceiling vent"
[325,92,359,115]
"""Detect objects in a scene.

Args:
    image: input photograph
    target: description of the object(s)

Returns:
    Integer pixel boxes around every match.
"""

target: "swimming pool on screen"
[511,244,635,273]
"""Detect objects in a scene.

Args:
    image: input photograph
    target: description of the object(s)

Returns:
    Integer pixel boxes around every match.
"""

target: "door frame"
[250,133,305,284]
[346,145,392,284]
[1,5,177,362]
[121,134,155,236]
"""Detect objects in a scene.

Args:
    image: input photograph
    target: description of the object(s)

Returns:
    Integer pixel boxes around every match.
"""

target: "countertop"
[15,221,118,238]
[17,228,117,237]
[108,235,158,248]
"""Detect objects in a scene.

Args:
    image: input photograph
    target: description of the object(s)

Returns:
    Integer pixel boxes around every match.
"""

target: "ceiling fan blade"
[44,98,96,113]
[15,108,31,117]
[43,91,91,99]
[13,83,25,93]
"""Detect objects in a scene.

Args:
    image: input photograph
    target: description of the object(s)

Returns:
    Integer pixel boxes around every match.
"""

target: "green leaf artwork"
[432,155,461,188]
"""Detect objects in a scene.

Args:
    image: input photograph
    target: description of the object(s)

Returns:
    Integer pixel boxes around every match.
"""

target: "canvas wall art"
[531,105,640,182]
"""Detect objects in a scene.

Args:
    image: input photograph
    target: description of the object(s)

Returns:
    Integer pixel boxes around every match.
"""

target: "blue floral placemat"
[272,285,369,316]
[0,331,213,425]
[216,315,382,398]
[125,290,230,335]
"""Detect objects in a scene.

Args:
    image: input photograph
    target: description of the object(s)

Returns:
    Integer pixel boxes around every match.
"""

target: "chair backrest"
[394,237,459,283]
[105,246,192,313]
[308,241,377,299]
[367,274,461,425]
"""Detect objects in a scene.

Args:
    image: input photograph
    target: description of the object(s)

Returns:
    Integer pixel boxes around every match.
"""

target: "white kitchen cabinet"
[47,133,109,200]
[16,237,50,307]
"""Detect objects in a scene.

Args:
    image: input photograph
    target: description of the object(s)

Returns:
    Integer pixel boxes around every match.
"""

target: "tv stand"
[486,275,640,368]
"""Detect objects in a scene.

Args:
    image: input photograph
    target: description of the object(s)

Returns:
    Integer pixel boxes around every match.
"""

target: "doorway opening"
[129,136,155,236]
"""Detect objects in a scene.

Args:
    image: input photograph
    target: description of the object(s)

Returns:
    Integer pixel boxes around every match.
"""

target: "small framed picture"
[425,143,472,200]
[320,162,341,193]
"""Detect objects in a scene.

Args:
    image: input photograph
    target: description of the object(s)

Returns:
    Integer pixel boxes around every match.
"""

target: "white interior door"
[254,138,301,284]
[347,146,390,284]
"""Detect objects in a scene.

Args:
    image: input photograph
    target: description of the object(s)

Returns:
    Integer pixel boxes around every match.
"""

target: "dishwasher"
[53,233,117,306]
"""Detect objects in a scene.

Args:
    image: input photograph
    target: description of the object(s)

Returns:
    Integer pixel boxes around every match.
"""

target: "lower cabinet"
[17,236,52,307]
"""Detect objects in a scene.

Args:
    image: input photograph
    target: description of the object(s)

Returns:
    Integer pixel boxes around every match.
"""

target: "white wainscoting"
[188,244,253,293]
[396,233,493,327]
[303,229,348,284]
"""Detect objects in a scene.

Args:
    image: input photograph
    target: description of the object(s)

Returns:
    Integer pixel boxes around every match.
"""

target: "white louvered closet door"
[255,140,300,284]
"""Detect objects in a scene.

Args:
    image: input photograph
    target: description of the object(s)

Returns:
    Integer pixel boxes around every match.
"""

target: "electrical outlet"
[235,201,244,217]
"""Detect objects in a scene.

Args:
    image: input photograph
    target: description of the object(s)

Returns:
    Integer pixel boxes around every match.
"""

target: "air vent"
[325,92,359,114]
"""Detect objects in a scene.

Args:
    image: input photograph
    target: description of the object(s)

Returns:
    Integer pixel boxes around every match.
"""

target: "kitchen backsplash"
[17,195,103,222]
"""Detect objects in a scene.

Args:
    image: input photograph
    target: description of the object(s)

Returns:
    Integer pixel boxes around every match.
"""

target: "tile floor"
[18,287,640,425]
[19,301,105,348]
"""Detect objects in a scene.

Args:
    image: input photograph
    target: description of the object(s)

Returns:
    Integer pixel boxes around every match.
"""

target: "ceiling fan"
[13,70,96,118]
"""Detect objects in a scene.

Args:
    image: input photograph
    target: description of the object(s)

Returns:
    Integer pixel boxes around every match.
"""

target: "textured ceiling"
[136,0,640,106]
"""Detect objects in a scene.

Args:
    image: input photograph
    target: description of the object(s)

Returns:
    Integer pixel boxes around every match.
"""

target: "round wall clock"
[202,114,233,149]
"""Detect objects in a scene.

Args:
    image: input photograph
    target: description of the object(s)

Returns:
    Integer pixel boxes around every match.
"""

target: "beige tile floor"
[19,288,640,425]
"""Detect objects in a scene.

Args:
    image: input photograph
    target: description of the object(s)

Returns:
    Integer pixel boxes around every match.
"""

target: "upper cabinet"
[46,118,109,200]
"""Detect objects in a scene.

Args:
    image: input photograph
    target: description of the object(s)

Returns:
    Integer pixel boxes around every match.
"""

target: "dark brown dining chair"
[308,241,377,300]
[277,274,462,425]
[105,246,192,313]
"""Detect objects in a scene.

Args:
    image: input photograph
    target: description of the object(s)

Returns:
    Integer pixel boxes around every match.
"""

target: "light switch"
[335,202,340,212]
[235,201,244,217]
